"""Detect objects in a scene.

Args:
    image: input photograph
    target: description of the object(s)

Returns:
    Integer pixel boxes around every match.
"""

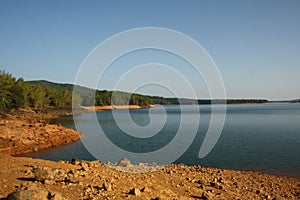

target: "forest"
[0,70,152,110]
[0,70,271,111]
[0,70,80,110]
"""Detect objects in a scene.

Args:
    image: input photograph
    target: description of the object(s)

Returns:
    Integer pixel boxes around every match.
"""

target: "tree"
[0,70,25,109]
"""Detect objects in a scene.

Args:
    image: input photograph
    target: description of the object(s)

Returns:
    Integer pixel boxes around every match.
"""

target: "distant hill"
[270,99,300,103]
[28,80,75,91]
[289,99,300,103]
[28,80,115,97]
[28,80,271,105]
[0,70,280,112]
[28,80,97,103]
[28,80,153,106]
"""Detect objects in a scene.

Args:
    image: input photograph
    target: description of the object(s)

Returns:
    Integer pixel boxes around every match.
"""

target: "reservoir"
[25,103,300,177]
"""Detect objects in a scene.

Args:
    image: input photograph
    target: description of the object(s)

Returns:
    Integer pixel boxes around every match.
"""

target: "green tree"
[0,70,25,109]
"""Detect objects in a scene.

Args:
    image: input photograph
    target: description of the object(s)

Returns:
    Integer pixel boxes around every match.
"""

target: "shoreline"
[0,104,154,155]
[81,104,155,112]
[0,106,299,199]
[0,107,82,156]
[0,154,299,199]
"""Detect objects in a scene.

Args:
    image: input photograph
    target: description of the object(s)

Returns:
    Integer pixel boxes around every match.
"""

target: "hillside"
[0,70,152,111]
[29,80,270,105]
[1,70,272,112]
[28,80,75,91]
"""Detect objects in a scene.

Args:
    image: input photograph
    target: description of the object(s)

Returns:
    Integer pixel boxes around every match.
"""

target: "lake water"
[25,103,300,177]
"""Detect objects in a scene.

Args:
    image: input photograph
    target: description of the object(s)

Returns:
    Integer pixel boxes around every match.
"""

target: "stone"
[200,185,206,189]
[210,181,216,187]
[6,189,49,200]
[66,174,79,184]
[256,190,261,194]
[85,187,92,193]
[195,179,205,184]
[71,158,81,165]
[53,169,66,182]
[87,160,100,168]
[265,194,271,199]
[129,188,140,196]
[152,197,161,200]
[140,187,148,192]
[117,158,131,167]
[44,179,55,185]
[80,162,89,171]
[32,145,39,152]
[201,191,211,200]
[103,182,112,191]
[7,190,33,200]
[49,192,64,200]
[34,168,55,182]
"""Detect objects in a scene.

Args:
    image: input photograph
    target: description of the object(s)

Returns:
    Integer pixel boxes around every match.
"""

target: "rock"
[34,168,55,182]
[85,187,92,193]
[140,187,148,192]
[6,189,49,200]
[195,179,205,184]
[152,197,161,200]
[210,181,216,187]
[68,174,80,184]
[32,145,39,152]
[33,167,67,183]
[80,162,89,171]
[49,192,64,200]
[129,188,140,196]
[103,182,112,191]
[210,181,223,189]
[87,160,100,168]
[53,169,66,182]
[44,179,55,185]
[233,182,238,187]
[117,158,131,167]
[7,190,33,200]
[201,191,211,199]
[265,194,271,199]
[256,189,261,194]
[71,158,81,165]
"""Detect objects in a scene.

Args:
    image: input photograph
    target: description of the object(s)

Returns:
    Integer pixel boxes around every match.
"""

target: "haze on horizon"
[0,0,299,101]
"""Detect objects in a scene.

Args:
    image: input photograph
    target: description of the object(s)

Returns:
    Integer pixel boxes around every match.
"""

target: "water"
[25,103,300,177]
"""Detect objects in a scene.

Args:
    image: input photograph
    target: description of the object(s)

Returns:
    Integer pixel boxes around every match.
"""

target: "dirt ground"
[0,107,81,155]
[0,154,299,199]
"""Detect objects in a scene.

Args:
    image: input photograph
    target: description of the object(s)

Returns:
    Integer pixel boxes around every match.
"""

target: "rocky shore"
[0,107,299,199]
[0,155,299,199]
[0,107,82,155]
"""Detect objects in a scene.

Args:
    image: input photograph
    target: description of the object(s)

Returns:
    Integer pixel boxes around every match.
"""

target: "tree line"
[0,70,271,111]
[0,70,152,110]
[0,70,81,110]
[79,90,152,107]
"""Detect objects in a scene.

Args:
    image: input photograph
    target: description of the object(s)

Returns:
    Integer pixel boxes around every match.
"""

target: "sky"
[0,0,299,100]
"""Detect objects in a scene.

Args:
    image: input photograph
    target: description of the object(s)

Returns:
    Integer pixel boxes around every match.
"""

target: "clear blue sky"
[0,0,299,100]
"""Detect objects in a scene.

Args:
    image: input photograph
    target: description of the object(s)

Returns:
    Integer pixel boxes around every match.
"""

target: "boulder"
[34,168,55,182]
[6,189,49,200]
